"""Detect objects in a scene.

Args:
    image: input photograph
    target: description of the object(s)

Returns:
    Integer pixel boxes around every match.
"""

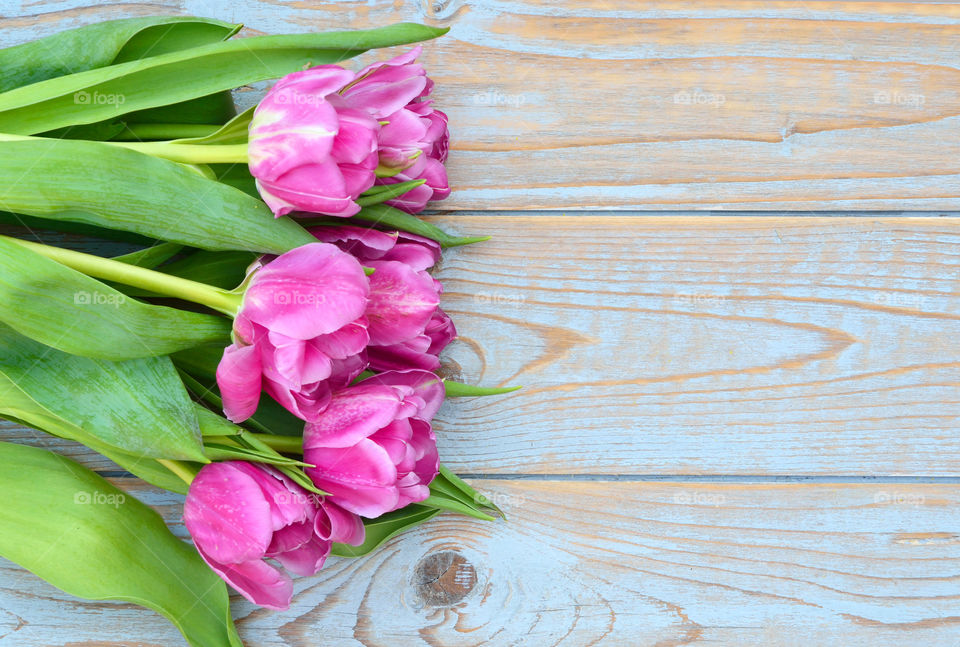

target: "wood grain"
[12,215,960,476]
[3,479,960,646]
[1,1,959,209]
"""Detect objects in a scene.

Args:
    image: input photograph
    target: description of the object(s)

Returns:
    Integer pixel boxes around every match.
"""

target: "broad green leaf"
[0,24,449,134]
[173,105,255,145]
[349,204,489,247]
[0,322,206,461]
[332,505,440,557]
[0,16,240,92]
[0,139,314,253]
[0,236,230,360]
[112,242,183,268]
[0,442,242,647]
[0,211,157,245]
[211,163,258,197]
[161,249,257,289]
[443,380,523,397]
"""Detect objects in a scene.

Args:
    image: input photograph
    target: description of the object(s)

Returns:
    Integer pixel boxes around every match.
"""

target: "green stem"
[109,142,249,164]
[158,459,199,485]
[1,236,242,316]
[111,123,222,141]
[0,132,248,164]
[254,434,304,454]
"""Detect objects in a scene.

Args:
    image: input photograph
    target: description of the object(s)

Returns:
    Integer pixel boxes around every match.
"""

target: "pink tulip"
[340,47,451,213]
[248,66,380,218]
[303,370,443,518]
[311,226,456,371]
[184,461,364,610]
[216,243,370,423]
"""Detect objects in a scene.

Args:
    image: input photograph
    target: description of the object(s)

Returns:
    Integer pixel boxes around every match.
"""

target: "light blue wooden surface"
[0,2,959,645]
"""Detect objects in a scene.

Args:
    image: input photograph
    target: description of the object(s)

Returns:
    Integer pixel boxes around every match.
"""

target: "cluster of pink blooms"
[247,45,449,218]
[183,49,455,610]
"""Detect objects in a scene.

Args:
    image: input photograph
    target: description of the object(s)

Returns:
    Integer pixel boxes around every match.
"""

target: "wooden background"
[2,1,960,645]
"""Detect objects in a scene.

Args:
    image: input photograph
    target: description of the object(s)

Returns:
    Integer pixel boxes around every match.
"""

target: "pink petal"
[263,375,333,423]
[303,384,401,449]
[242,243,369,340]
[217,344,263,423]
[305,440,401,517]
[273,535,332,577]
[184,463,273,564]
[196,547,294,611]
[365,261,440,346]
[362,369,445,421]
[310,225,398,261]
[316,501,366,545]
[256,163,359,218]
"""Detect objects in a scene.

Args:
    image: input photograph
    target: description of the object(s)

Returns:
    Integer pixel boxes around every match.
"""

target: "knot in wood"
[412,551,477,607]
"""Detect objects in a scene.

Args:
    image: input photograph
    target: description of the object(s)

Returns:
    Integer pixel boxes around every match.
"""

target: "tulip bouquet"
[0,17,513,646]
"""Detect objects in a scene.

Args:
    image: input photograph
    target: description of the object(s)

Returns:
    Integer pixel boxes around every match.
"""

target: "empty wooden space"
[0,2,958,646]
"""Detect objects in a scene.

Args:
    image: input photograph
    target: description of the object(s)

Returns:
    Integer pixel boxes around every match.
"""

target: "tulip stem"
[158,459,199,485]
[0,132,248,163]
[253,434,304,454]
[108,142,249,164]
[0,236,242,316]
[111,123,223,141]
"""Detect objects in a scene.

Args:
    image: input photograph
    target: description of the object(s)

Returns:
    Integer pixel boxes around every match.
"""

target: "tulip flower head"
[248,66,380,218]
[184,461,364,610]
[311,225,455,371]
[216,243,370,423]
[303,369,443,518]
[341,46,451,213]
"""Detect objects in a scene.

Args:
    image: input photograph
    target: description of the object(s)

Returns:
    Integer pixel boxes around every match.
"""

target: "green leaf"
[356,180,426,207]
[0,139,314,253]
[172,105,255,145]
[211,163,259,197]
[160,249,257,290]
[0,322,206,461]
[0,211,157,245]
[422,494,496,521]
[442,380,523,397]
[0,236,230,360]
[348,204,490,247]
[331,505,440,558]
[0,442,242,647]
[438,465,505,518]
[0,16,240,93]
[174,346,307,437]
[0,24,449,134]
[112,242,183,268]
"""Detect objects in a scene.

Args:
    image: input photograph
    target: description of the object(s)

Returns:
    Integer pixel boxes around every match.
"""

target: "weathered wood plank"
[2,479,959,646]
[7,215,960,476]
[1,2,959,210]
[431,215,960,475]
